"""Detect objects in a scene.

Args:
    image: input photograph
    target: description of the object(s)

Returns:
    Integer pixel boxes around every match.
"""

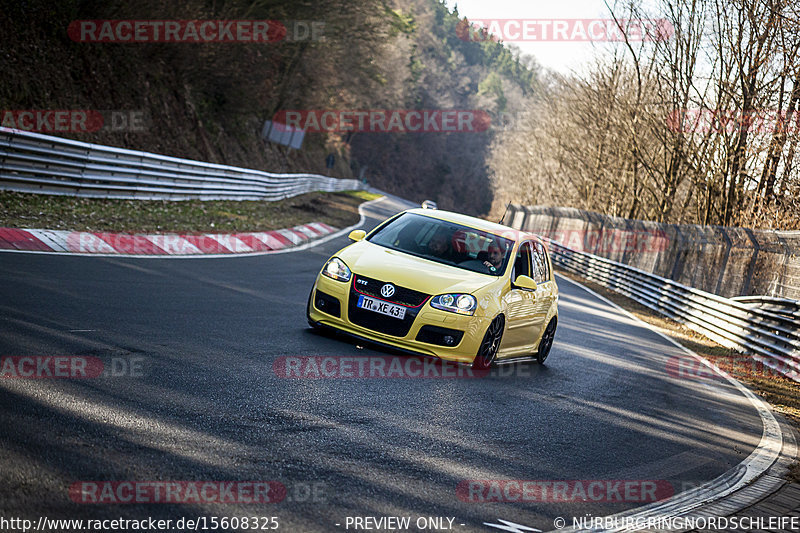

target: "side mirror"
[348,229,367,242]
[513,275,537,292]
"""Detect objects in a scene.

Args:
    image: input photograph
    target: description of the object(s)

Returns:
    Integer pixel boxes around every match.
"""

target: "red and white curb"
[0,223,338,256]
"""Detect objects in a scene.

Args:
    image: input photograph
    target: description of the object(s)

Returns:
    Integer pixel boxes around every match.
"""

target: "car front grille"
[351,275,429,307]
[348,275,430,337]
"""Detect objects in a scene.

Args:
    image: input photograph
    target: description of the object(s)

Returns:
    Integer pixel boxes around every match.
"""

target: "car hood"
[337,241,495,295]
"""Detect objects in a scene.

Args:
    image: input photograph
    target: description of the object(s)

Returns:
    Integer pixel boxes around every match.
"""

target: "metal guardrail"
[732,296,800,321]
[0,127,363,200]
[542,237,800,381]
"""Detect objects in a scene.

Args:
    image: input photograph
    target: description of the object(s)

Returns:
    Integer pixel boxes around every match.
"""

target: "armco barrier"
[505,206,800,382]
[0,127,363,200]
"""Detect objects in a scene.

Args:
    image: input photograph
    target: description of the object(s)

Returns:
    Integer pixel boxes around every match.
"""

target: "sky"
[443,0,648,75]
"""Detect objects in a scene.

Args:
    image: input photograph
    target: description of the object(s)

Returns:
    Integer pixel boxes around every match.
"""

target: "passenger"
[482,239,507,272]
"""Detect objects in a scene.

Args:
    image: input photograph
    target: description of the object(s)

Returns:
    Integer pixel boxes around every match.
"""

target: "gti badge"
[380,283,396,298]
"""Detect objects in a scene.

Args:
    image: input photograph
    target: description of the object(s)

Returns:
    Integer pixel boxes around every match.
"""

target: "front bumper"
[307,274,489,364]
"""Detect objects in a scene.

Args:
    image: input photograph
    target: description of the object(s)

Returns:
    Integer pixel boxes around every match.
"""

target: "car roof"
[402,208,537,243]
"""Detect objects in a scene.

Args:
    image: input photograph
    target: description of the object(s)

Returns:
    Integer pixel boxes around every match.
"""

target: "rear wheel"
[473,316,504,369]
[536,318,557,364]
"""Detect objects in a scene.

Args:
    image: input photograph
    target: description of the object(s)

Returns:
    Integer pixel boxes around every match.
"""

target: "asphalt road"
[0,196,764,532]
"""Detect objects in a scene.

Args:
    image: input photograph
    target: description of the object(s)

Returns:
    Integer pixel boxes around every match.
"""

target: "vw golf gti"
[307,208,558,368]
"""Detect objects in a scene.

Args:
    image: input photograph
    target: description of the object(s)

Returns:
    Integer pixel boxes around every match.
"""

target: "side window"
[513,242,532,281]
[541,243,551,281]
[532,242,549,283]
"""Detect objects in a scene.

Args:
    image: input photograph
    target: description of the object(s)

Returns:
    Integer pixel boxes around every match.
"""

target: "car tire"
[536,317,557,364]
[473,315,505,369]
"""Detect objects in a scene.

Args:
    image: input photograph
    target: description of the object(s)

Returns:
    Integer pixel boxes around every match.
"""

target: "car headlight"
[322,257,352,282]
[430,293,477,315]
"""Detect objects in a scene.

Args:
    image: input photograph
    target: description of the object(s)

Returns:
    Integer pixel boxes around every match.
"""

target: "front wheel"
[536,318,557,364]
[473,316,505,369]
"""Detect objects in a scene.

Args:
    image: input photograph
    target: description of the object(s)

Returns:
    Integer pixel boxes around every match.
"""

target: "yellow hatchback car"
[306,208,558,368]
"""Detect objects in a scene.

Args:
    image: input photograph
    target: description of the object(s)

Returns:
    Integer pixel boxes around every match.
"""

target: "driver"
[395,223,420,253]
[427,228,464,263]
[427,229,450,255]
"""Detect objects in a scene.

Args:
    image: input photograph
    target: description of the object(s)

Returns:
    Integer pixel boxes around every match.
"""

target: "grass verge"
[556,269,800,481]
[0,190,382,233]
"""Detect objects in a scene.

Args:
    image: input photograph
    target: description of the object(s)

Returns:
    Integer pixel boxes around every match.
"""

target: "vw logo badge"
[380,283,396,298]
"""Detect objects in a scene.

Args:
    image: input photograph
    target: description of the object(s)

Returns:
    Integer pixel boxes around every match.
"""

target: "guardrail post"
[742,228,761,296]
[670,225,686,282]
[520,206,530,232]
[621,216,639,267]
[545,206,558,237]
[592,215,606,256]
[773,232,792,298]
[504,205,518,227]
[510,205,525,230]
[714,227,733,296]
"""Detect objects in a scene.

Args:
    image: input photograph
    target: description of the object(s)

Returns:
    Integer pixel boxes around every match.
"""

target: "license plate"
[357,295,406,319]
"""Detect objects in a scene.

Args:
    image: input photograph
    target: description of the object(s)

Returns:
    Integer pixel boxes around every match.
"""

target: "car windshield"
[367,212,514,276]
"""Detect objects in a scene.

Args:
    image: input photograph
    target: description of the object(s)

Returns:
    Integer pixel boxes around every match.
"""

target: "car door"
[531,241,555,335]
[500,241,540,356]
